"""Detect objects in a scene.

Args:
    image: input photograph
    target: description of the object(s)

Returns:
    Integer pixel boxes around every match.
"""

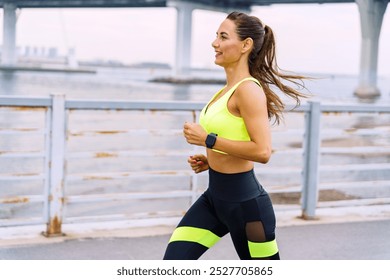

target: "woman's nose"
[211,38,218,48]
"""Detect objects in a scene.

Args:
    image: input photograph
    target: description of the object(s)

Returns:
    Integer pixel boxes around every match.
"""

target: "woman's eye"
[216,34,227,40]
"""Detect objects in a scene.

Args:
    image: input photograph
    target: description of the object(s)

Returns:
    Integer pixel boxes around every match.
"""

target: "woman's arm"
[183,81,272,164]
[214,81,272,163]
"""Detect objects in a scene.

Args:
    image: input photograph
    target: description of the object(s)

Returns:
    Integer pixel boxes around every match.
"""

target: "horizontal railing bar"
[66,149,192,158]
[0,174,45,181]
[66,190,194,203]
[271,130,305,135]
[0,129,45,135]
[68,168,304,182]
[0,96,52,107]
[22,129,390,141]
[65,99,205,111]
[64,211,183,222]
[317,197,390,208]
[67,148,305,159]
[1,96,389,113]
[255,167,303,175]
[320,163,390,172]
[0,151,45,158]
[320,104,390,113]
[321,146,390,154]
[65,163,390,182]
[271,148,303,154]
[321,129,390,137]
[67,128,183,137]
[0,195,44,204]
[0,217,45,227]
[66,170,193,181]
[319,180,390,190]
[63,215,181,227]
[1,96,389,114]
[267,180,390,193]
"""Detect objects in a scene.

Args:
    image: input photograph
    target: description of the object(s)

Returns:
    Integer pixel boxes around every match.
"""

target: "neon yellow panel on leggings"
[248,239,278,258]
[169,226,221,248]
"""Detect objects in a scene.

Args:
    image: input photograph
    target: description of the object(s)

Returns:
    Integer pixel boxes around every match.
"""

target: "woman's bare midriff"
[207,150,254,174]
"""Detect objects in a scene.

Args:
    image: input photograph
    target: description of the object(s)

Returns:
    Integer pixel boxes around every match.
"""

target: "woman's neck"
[224,67,251,87]
[223,58,251,87]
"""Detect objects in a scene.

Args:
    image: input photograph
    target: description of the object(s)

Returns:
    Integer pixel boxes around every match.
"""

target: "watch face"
[206,133,216,148]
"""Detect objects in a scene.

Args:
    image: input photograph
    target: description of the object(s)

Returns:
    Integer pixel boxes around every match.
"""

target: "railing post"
[43,94,66,237]
[301,101,321,219]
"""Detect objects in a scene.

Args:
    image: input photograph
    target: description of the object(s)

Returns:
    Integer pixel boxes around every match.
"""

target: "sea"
[0,66,389,104]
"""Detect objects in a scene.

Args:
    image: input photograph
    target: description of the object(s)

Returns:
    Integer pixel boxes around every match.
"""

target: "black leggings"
[163,168,280,260]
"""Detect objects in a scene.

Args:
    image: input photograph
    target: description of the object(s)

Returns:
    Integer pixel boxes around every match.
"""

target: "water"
[1,66,389,104]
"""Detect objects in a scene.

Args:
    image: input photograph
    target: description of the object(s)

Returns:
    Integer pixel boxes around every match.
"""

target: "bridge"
[0,0,389,97]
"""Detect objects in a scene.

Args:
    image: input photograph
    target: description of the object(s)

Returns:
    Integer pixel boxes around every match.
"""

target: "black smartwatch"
[205,133,218,149]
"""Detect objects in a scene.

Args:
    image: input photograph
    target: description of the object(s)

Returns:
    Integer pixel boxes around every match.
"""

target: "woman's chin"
[214,60,223,67]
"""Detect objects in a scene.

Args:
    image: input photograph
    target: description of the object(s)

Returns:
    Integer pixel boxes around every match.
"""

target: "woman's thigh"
[163,192,229,260]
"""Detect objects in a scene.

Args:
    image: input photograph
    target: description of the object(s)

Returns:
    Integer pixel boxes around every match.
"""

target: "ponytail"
[253,24,308,124]
[227,12,309,125]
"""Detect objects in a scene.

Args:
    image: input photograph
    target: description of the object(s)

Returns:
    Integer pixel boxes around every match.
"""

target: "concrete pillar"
[354,0,388,98]
[2,2,17,65]
[168,1,194,76]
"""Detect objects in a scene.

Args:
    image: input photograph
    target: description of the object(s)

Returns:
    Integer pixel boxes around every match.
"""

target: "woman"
[163,11,308,260]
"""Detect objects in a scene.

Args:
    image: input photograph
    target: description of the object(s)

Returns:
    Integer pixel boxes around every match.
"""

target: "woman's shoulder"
[235,78,266,105]
[236,77,263,94]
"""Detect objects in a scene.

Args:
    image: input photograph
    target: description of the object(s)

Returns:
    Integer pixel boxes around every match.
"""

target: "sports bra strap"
[225,77,261,99]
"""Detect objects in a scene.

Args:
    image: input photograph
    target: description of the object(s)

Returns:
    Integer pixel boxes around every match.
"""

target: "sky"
[0,3,389,76]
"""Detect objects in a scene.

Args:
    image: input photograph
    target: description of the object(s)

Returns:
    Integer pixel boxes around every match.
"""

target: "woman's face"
[212,19,243,67]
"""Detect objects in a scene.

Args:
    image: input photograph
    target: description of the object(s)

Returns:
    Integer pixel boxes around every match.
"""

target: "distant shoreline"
[150,76,225,84]
[0,64,96,74]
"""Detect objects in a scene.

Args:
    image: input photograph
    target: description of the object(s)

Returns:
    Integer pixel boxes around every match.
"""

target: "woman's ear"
[242,37,253,54]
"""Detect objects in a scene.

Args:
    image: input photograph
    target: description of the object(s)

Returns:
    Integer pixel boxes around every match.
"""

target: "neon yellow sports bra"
[199,77,261,152]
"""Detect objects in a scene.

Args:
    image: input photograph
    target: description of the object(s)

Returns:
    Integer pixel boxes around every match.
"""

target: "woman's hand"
[188,154,209,173]
[183,122,207,147]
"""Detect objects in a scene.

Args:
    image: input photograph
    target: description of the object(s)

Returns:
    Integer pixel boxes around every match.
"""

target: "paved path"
[1,205,389,260]
[1,219,390,260]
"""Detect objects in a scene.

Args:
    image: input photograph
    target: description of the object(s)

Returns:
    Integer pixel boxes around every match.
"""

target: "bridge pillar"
[354,0,388,98]
[169,1,194,76]
[1,2,17,66]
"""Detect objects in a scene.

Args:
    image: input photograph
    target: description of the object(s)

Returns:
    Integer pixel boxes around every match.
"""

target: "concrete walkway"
[0,204,389,260]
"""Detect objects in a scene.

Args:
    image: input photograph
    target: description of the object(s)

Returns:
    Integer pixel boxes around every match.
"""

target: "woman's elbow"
[253,147,272,164]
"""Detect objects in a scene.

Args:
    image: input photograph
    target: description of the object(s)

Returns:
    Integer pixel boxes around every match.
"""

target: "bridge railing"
[0,95,389,236]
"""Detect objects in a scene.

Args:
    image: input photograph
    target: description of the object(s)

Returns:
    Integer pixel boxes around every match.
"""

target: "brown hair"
[226,12,309,124]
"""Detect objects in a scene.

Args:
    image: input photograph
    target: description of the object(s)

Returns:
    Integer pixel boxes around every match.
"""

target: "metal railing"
[0,95,389,236]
